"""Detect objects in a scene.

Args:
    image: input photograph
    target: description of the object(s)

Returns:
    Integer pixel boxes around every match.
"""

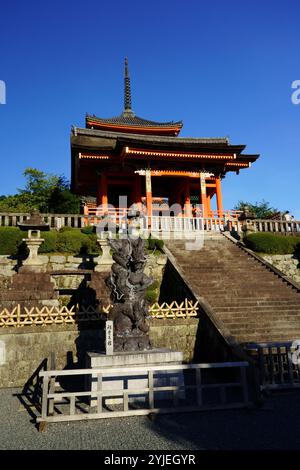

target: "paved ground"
[1,388,300,450]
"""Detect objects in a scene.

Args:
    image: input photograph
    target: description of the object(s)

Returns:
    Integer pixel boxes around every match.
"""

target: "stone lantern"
[238,207,257,237]
[18,209,50,271]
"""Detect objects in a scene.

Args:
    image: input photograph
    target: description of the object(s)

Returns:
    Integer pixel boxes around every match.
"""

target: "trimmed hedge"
[0,227,23,256]
[0,227,165,256]
[0,227,100,255]
[39,231,58,253]
[80,225,95,235]
[56,231,93,254]
[146,236,164,251]
[244,233,300,254]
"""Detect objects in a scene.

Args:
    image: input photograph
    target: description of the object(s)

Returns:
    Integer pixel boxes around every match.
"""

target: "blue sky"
[0,0,299,216]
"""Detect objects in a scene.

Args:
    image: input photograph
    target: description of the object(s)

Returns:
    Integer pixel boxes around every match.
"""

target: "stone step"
[195,289,297,297]
[168,235,300,345]
[213,305,300,312]
[190,281,287,288]
[222,325,300,333]
[220,312,300,321]
[224,326,300,335]
[209,300,300,306]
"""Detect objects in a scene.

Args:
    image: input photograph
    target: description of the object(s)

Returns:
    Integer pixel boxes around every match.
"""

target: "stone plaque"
[105,320,114,356]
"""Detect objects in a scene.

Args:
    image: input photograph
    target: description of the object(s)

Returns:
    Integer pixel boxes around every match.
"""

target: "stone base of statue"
[86,349,184,406]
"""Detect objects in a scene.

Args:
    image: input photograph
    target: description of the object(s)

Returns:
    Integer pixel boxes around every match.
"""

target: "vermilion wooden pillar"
[96,173,101,207]
[134,174,142,211]
[215,176,223,218]
[100,172,108,210]
[206,193,212,217]
[184,178,192,217]
[200,173,208,217]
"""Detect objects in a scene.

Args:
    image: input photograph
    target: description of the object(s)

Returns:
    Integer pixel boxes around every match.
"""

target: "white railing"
[253,219,300,233]
[0,213,86,229]
[147,216,242,233]
[1,211,299,233]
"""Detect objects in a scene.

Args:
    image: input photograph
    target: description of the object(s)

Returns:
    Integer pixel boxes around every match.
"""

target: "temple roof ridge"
[86,58,183,136]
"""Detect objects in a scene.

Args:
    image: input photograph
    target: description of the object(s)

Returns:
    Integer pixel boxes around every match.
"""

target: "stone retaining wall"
[0,318,199,388]
[261,254,300,284]
[0,253,167,292]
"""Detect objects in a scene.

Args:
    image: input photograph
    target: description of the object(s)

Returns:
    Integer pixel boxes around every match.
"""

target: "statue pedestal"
[86,349,184,406]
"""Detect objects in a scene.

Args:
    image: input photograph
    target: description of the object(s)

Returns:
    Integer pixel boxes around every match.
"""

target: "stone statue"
[106,236,153,351]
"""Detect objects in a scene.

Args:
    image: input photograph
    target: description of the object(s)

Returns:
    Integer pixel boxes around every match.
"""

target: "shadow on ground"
[141,390,300,450]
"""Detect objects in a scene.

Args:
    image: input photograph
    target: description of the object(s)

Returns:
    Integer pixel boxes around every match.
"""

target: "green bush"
[0,226,101,255]
[59,226,75,232]
[39,231,58,253]
[88,234,101,254]
[147,236,164,251]
[244,233,300,254]
[81,225,95,235]
[146,288,158,304]
[56,230,93,254]
[0,227,23,255]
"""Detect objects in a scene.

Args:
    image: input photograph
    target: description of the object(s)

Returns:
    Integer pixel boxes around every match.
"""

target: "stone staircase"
[165,234,300,345]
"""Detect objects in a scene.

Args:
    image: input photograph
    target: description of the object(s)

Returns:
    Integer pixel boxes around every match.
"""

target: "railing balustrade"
[0,211,299,233]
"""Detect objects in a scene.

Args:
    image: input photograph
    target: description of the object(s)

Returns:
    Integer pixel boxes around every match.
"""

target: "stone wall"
[0,317,198,388]
[149,318,199,363]
[261,254,300,284]
[0,253,167,294]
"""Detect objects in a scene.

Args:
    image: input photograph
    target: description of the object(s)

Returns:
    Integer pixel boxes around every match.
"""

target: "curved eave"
[86,118,182,136]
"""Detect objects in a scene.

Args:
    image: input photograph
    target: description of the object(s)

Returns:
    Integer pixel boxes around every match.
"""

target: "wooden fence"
[0,300,199,327]
[36,361,250,428]
[245,342,300,390]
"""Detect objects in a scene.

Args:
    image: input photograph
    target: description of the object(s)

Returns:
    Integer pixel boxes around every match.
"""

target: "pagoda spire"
[123,57,135,117]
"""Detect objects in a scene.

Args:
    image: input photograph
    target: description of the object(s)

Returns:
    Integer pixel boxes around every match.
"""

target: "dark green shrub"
[150,280,160,290]
[88,234,101,254]
[81,225,95,235]
[0,227,23,255]
[147,236,164,251]
[59,226,75,233]
[39,231,58,253]
[146,288,158,304]
[244,233,300,254]
[56,231,93,254]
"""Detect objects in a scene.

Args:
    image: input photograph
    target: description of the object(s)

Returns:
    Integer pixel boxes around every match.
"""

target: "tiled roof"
[73,127,231,145]
[86,113,183,129]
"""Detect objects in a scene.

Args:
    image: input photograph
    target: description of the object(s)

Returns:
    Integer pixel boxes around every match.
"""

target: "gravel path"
[1,388,300,450]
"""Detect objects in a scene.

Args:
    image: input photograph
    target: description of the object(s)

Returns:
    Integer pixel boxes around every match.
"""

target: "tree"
[234,200,279,219]
[0,168,80,214]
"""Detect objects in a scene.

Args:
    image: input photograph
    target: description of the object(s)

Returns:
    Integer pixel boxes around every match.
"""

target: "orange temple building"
[70,59,259,222]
